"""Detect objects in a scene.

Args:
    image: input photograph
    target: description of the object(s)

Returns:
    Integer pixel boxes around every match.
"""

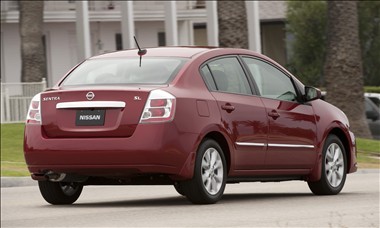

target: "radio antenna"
[134,36,147,67]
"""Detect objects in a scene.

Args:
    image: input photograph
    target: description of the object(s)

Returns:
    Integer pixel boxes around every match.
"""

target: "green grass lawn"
[356,138,380,168]
[1,123,379,177]
[1,123,29,176]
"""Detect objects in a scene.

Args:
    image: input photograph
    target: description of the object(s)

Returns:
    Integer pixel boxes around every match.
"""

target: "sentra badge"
[43,97,60,101]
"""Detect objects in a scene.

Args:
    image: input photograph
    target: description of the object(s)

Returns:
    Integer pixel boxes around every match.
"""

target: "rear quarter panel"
[167,59,221,136]
[167,54,238,175]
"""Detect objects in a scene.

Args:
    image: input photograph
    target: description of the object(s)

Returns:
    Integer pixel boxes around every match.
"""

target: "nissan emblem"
[86,92,95,100]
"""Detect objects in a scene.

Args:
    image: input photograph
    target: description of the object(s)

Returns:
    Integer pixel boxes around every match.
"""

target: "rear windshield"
[61,57,187,86]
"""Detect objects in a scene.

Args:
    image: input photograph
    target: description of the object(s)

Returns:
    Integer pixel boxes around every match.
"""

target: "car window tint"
[207,57,252,95]
[201,65,217,91]
[365,99,373,112]
[242,57,297,102]
[61,57,187,86]
[368,97,380,108]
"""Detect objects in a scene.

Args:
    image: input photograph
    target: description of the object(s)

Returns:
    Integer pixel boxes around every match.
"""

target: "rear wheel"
[38,181,83,205]
[173,182,185,196]
[308,135,347,195]
[181,139,227,204]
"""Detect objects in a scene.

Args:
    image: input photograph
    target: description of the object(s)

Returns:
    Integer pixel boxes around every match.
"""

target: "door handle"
[268,110,280,119]
[221,104,235,113]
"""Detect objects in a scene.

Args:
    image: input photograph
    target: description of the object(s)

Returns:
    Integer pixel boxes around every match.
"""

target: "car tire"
[173,182,185,196]
[308,134,347,195]
[38,181,83,205]
[181,139,227,204]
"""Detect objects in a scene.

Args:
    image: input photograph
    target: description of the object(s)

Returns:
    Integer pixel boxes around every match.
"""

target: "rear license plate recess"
[76,109,106,126]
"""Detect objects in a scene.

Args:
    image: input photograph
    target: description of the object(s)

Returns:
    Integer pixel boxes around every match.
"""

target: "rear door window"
[200,66,217,91]
[201,57,252,95]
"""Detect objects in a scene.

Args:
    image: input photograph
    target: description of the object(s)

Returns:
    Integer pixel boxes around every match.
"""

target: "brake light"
[26,93,41,124]
[150,99,167,107]
[140,90,176,123]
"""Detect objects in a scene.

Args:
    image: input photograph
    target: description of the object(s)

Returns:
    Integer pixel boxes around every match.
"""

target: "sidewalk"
[1,169,378,188]
[1,177,36,188]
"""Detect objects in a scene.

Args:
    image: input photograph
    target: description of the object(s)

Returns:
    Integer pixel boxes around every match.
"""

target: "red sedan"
[24,47,357,204]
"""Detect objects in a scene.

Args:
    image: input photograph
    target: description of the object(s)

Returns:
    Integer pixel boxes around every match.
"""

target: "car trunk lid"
[40,86,162,138]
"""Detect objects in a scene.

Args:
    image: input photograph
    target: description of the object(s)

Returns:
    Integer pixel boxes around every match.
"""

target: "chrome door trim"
[235,142,314,149]
[236,142,266,147]
[268,143,315,149]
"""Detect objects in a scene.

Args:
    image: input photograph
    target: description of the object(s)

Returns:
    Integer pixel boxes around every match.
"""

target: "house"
[1,1,288,87]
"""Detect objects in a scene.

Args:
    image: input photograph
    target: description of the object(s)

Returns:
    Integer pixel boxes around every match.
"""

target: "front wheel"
[308,135,347,195]
[181,139,227,204]
[38,181,83,205]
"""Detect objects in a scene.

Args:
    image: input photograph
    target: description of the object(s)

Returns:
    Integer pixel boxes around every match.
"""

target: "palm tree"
[195,0,205,9]
[217,1,248,49]
[19,1,46,83]
[324,1,372,138]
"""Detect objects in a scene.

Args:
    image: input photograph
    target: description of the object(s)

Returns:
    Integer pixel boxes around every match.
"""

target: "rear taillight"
[26,93,41,124]
[140,90,176,123]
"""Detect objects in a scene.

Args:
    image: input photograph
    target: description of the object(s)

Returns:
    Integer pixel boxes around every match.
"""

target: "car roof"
[90,47,217,59]
[89,46,276,67]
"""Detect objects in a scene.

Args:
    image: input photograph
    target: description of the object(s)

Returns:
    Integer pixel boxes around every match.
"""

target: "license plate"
[76,109,106,126]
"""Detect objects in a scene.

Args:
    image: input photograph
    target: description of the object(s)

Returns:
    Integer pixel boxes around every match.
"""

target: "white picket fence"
[1,79,47,123]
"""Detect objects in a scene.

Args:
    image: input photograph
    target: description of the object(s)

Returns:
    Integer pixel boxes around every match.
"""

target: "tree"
[287,1,380,87]
[358,1,380,86]
[286,1,327,86]
[217,1,248,49]
[19,1,46,83]
[324,1,372,138]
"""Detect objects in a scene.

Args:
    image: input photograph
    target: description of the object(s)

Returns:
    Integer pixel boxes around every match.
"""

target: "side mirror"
[304,86,322,102]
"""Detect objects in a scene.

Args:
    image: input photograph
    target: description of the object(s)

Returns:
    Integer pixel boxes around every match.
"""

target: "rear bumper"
[24,123,198,180]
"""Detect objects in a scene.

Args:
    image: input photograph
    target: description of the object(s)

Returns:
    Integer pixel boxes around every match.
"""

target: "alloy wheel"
[325,143,344,188]
[201,148,224,195]
[60,182,81,196]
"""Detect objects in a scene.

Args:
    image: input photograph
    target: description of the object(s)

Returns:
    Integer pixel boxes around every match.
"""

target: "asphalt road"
[1,169,379,227]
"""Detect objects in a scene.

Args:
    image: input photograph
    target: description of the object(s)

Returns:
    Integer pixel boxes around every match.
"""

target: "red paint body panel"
[307,99,357,181]
[41,88,150,138]
[24,47,357,185]
[24,122,198,179]
[261,98,317,169]
[211,92,268,170]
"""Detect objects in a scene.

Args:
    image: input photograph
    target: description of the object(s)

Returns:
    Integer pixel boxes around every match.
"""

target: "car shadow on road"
[49,191,357,208]
[221,192,323,204]
[69,196,190,207]
[222,191,357,202]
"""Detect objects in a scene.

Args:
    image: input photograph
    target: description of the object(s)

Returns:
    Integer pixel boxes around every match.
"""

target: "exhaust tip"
[44,171,66,182]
